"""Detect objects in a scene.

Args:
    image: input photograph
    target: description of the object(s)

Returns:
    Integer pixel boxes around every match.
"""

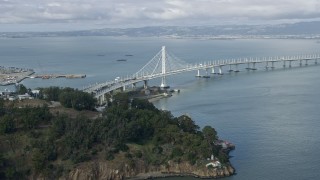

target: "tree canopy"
[0,91,229,179]
[39,87,96,111]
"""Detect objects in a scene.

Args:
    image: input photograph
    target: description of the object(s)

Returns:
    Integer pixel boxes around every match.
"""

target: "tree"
[0,99,5,117]
[177,115,199,134]
[202,126,217,144]
[0,115,15,134]
[50,115,67,138]
[131,99,156,111]
[41,87,61,101]
[16,84,28,95]
[112,93,129,109]
[32,149,47,173]
[18,106,52,130]
[58,89,96,111]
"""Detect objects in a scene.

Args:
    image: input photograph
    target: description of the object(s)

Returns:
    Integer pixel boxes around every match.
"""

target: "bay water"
[1,37,320,179]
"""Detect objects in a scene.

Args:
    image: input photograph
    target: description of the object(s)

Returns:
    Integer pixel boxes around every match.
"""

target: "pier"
[30,74,86,79]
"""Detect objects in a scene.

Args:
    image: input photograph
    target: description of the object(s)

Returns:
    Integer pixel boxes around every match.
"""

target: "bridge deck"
[82,47,319,100]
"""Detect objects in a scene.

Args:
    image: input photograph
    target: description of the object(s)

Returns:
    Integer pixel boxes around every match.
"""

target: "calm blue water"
[1,37,320,179]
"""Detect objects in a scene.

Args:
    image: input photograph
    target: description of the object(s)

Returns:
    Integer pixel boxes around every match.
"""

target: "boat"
[125,54,133,56]
[116,59,127,62]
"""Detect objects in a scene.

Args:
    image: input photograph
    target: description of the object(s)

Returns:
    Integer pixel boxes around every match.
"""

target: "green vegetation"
[0,92,229,179]
[38,87,96,111]
[16,84,29,95]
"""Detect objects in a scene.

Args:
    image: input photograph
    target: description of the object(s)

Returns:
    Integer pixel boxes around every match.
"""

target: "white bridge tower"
[160,46,169,88]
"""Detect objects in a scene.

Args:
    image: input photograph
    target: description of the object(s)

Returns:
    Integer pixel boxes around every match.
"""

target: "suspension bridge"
[83,46,320,104]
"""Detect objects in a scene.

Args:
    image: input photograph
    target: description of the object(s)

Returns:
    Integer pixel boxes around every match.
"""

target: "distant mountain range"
[2,21,320,39]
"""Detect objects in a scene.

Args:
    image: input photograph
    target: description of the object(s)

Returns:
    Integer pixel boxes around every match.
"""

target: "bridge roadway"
[83,54,319,103]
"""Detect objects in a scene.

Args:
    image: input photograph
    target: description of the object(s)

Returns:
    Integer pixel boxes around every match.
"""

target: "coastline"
[0,69,34,86]
[130,165,236,179]
[68,161,235,180]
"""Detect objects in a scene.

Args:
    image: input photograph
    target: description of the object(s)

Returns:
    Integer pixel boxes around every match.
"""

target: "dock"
[0,66,34,86]
[30,74,86,79]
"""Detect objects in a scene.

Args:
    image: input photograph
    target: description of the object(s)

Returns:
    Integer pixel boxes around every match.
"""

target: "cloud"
[1,0,320,29]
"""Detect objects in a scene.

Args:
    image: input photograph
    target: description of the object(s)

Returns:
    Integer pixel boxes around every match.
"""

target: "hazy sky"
[1,0,320,31]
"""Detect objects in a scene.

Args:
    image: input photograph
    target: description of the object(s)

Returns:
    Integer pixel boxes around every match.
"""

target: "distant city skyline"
[1,0,320,32]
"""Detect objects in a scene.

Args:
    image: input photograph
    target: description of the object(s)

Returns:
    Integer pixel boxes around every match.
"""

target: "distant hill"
[2,21,320,38]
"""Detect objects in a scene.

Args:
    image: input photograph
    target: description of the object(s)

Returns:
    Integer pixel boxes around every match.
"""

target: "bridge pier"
[305,59,308,66]
[315,59,318,64]
[271,61,275,69]
[132,83,136,89]
[98,95,105,106]
[246,63,250,70]
[144,80,148,89]
[283,61,286,68]
[122,85,126,92]
[252,62,257,70]
[160,76,169,88]
[235,64,240,72]
[219,66,223,75]
[289,61,292,68]
[211,67,215,74]
[299,60,302,66]
[196,69,201,77]
[265,61,269,69]
[204,69,210,78]
[102,94,105,104]
[228,64,233,72]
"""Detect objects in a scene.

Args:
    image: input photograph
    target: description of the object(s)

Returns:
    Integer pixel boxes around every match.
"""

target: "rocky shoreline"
[67,160,235,180]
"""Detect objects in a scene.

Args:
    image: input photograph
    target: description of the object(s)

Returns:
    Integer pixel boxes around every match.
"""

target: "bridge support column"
[289,61,292,68]
[252,62,257,70]
[235,64,239,72]
[122,85,126,92]
[196,69,201,77]
[211,67,215,74]
[203,69,210,78]
[299,60,302,66]
[100,94,105,104]
[265,61,269,69]
[98,95,104,105]
[144,80,148,89]
[315,59,318,64]
[305,59,308,66]
[283,61,286,68]
[229,64,233,72]
[160,76,169,88]
[219,66,223,75]
[271,61,275,69]
[246,63,250,70]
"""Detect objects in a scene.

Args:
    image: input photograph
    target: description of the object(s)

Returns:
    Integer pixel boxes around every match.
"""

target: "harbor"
[0,66,86,86]
[29,74,86,79]
[0,66,34,85]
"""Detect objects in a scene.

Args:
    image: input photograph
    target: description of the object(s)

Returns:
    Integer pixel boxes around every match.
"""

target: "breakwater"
[30,74,86,79]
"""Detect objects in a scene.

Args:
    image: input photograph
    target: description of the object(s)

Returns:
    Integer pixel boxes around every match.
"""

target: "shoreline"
[129,163,235,180]
[130,171,235,180]
[0,71,35,86]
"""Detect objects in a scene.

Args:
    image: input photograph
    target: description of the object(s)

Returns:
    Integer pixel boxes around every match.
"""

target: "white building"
[206,161,221,168]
